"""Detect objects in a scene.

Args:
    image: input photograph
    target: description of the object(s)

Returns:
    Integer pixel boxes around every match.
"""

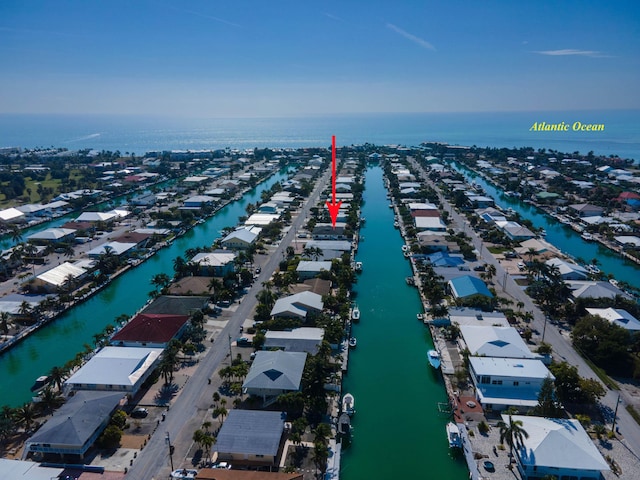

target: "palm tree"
[9,225,22,244]
[200,432,215,464]
[49,365,67,391]
[13,402,37,432]
[18,301,32,319]
[0,311,10,339]
[63,243,75,259]
[150,273,171,292]
[498,415,529,467]
[37,387,65,414]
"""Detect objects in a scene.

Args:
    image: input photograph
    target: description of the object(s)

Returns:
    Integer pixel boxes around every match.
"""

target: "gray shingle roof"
[243,351,307,391]
[26,391,123,453]
[214,410,285,456]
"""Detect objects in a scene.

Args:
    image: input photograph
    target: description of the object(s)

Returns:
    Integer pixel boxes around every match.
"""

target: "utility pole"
[165,432,174,471]
[612,393,622,434]
[228,333,233,365]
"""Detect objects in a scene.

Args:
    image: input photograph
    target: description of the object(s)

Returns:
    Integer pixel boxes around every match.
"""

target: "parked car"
[131,407,148,418]
[473,265,486,271]
[236,337,251,347]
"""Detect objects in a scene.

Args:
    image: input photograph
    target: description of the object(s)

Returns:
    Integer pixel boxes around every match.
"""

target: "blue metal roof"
[449,275,493,299]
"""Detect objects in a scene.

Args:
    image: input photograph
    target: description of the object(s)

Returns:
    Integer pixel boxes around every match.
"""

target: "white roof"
[545,258,588,278]
[0,459,63,480]
[184,176,209,183]
[28,228,76,241]
[415,217,446,229]
[266,327,324,341]
[16,204,47,214]
[296,261,332,272]
[88,241,137,256]
[508,415,610,473]
[245,213,280,225]
[65,346,162,388]
[271,291,324,318]
[586,307,640,331]
[76,211,117,222]
[470,357,552,380]
[408,202,438,211]
[222,228,259,245]
[191,251,236,267]
[460,326,537,359]
[448,308,509,327]
[37,262,87,287]
[0,207,24,221]
[614,235,640,247]
[184,195,216,204]
[567,280,628,300]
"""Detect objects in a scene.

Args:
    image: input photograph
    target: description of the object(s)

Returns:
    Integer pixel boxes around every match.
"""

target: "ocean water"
[0,110,639,161]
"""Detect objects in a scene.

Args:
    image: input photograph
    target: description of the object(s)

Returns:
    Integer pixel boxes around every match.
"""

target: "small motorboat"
[348,337,357,348]
[342,393,355,416]
[354,261,362,272]
[394,221,399,228]
[447,422,462,448]
[581,232,595,241]
[338,412,351,434]
[401,245,410,253]
[427,349,441,369]
[351,305,360,322]
[30,375,50,393]
[417,313,424,321]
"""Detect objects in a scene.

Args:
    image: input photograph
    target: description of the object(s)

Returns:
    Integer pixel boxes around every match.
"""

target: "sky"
[0,0,639,117]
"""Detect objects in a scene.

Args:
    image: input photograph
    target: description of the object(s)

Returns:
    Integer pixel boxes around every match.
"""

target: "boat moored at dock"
[427,349,441,369]
[342,392,355,416]
[446,422,462,448]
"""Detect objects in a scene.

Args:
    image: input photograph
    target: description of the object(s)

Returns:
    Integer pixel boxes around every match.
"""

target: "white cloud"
[534,49,607,58]
[386,23,436,51]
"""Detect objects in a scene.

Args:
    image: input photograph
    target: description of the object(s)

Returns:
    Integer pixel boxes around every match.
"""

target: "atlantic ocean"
[1,110,638,162]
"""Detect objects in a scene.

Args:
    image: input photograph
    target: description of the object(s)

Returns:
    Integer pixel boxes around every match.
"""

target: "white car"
[171,469,198,479]
[212,462,232,469]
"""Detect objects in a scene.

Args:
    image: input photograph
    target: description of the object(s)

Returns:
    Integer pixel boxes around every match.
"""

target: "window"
[513,381,519,386]
[481,376,490,384]
[491,379,503,385]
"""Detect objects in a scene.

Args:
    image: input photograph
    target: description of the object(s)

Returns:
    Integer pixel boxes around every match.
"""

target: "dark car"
[473,265,486,271]
[131,407,149,418]
[236,337,252,347]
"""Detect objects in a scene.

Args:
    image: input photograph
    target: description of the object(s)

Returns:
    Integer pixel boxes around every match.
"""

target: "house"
[509,415,610,480]
[245,213,280,226]
[469,357,553,411]
[445,308,510,328]
[417,251,465,268]
[142,295,209,315]
[312,222,348,240]
[585,307,640,332]
[569,203,605,218]
[75,211,118,223]
[495,221,536,241]
[183,195,216,209]
[414,216,447,232]
[87,241,137,259]
[0,207,25,223]
[213,410,286,467]
[221,227,260,250]
[566,280,630,300]
[64,346,162,393]
[190,251,236,276]
[33,262,89,293]
[545,258,589,280]
[0,459,64,479]
[448,275,493,300]
[296,260,332,280]
[270,291,323,320]
[110,313,190,347]
[197,470,302,480]
[27,228,76,245]
[23,391,125,459]
[303,240,351,260]
[264,327,324,355]
[167,276,213,296]
[243,351,307,403]
[459,326,537,359]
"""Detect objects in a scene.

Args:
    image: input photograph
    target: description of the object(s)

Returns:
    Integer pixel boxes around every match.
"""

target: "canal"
[340,165,467,480]
[451,162,640,289]
[0,170,288,407]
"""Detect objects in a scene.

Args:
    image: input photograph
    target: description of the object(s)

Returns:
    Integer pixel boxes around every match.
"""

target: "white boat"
[538,229,547,236]
[354,261,362,271]
[348,337,357,348]
[586,264,601,275]
[342,393,355,415]
[417,313,424,321]
[581,232,595,241]
[446,422,462,448]
[609,278,619,287]
[427,349,441,369]
[30,375,50,392]
[401,244,410,253]
[351,305,360,321]
[388,204,394,208]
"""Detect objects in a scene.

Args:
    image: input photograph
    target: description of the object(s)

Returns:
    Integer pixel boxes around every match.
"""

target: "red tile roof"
[111,313,189,343]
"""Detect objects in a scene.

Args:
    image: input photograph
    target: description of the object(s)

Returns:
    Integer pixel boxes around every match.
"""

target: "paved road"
[408,157,640,456]
[126,166,331,480]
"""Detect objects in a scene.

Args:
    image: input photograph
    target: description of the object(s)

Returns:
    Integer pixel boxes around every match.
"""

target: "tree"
[498,415,529,466]
[533,376,563,418]
[151,273,171,292]
[0,311,10,339]
[49,365,67,391]
[98,424,122,449]
[13,402,37,432]
[37,387,64,414]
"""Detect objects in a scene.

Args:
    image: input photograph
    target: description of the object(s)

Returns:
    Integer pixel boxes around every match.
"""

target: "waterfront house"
[545,258,589,280]
[110,313,190,347]
[296,260,332,280]
[303,240,351,260]
[0,207,25,224]
[243,351,307,403]
[75,211,118,223]
[585,307,640,332]
[469,357,553,411]
[33,262,89,293]
[445,308,510,328]
[495,221,536,241]
[245,213,280,226]
[448,275,493,301]
[566,280,630,300]
[23,391,125,459]
[27,228,76,245]
[221,227,260,250]
[142,295,209,315]
[312,222,348,240]
[190,250,236,276]
[614,235,640,249]
[508,415,610,480]
[417,233,459,252]
[414,216,447,232]
[64,346,162,394]
[459,326,537,359]
[264,327,325,355]
[182,195,216,209]
[213,410,286,467]
[87,241,137,259]
[569,203,605,218]
[167,276,214,296]
[270,291,323,320]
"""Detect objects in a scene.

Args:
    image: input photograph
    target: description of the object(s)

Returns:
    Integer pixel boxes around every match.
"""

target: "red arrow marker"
[326,135,342,228]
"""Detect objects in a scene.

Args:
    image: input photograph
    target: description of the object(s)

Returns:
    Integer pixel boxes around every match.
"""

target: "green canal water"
[340,166,467,479]
[0,171,288,407]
